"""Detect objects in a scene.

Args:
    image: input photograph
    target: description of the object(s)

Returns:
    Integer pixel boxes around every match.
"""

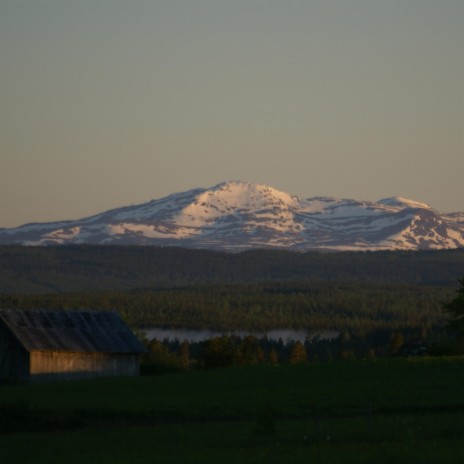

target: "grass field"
[1,358,464,463]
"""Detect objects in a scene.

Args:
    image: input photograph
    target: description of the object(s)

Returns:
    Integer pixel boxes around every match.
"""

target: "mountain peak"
[200,181,298,208]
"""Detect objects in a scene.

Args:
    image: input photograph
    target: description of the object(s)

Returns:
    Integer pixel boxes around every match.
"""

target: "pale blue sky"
[1,0,463,227]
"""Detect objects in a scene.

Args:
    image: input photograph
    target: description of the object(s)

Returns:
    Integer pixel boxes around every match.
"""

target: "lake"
[145,328,339,345]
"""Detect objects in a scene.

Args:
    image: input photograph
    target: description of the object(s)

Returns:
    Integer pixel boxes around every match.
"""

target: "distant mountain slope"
[1,181,463,250]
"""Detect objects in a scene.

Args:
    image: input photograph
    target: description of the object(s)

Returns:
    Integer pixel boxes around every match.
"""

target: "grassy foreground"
[1,358,464,463]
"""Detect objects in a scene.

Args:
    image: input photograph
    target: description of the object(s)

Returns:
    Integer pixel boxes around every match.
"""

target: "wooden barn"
[0,309,147,383]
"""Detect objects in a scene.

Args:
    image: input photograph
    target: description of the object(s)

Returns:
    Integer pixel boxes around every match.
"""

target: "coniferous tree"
[179,340,190,370]
[289,341,307,364]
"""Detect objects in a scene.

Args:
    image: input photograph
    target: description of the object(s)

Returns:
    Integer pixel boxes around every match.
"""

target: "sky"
[1,0,463,228]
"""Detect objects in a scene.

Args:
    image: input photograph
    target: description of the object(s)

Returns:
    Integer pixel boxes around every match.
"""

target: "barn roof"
[0,309,147,354]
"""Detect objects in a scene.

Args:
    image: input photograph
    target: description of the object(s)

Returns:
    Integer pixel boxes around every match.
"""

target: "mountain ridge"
[1,181,463,251]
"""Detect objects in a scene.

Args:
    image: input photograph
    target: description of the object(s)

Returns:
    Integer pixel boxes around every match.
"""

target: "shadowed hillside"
[1,246,464,294]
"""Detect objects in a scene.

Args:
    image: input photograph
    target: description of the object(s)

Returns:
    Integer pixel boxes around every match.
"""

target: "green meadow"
[2,358,464,463]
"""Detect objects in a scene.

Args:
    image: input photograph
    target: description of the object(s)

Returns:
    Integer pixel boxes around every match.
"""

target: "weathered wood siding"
[29,351,140,382]
[0,319,29,382]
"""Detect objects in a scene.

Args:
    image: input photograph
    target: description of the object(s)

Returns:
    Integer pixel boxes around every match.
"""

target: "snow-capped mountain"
[1,181,464,251]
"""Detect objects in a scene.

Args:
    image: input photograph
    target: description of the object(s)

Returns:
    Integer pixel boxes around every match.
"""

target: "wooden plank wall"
[29,351,139,382]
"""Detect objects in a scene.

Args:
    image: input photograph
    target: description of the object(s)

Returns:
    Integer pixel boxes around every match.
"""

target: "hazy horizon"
[1,1,463,228]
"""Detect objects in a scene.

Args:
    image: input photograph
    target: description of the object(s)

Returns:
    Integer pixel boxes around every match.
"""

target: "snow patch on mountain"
[377,196,433,210]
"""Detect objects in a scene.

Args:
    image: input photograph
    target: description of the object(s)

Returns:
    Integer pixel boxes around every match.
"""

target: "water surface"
[145,328,338,344]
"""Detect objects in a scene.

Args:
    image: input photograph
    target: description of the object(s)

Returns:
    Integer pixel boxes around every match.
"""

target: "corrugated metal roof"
[0,309,147,354]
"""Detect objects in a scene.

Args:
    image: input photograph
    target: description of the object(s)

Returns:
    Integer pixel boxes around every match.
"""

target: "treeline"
[1,246,464,294]
[0,281,453,333]
[141,328,432,373]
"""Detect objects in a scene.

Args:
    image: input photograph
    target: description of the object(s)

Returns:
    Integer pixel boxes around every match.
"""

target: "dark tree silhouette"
[444,278,464,338]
